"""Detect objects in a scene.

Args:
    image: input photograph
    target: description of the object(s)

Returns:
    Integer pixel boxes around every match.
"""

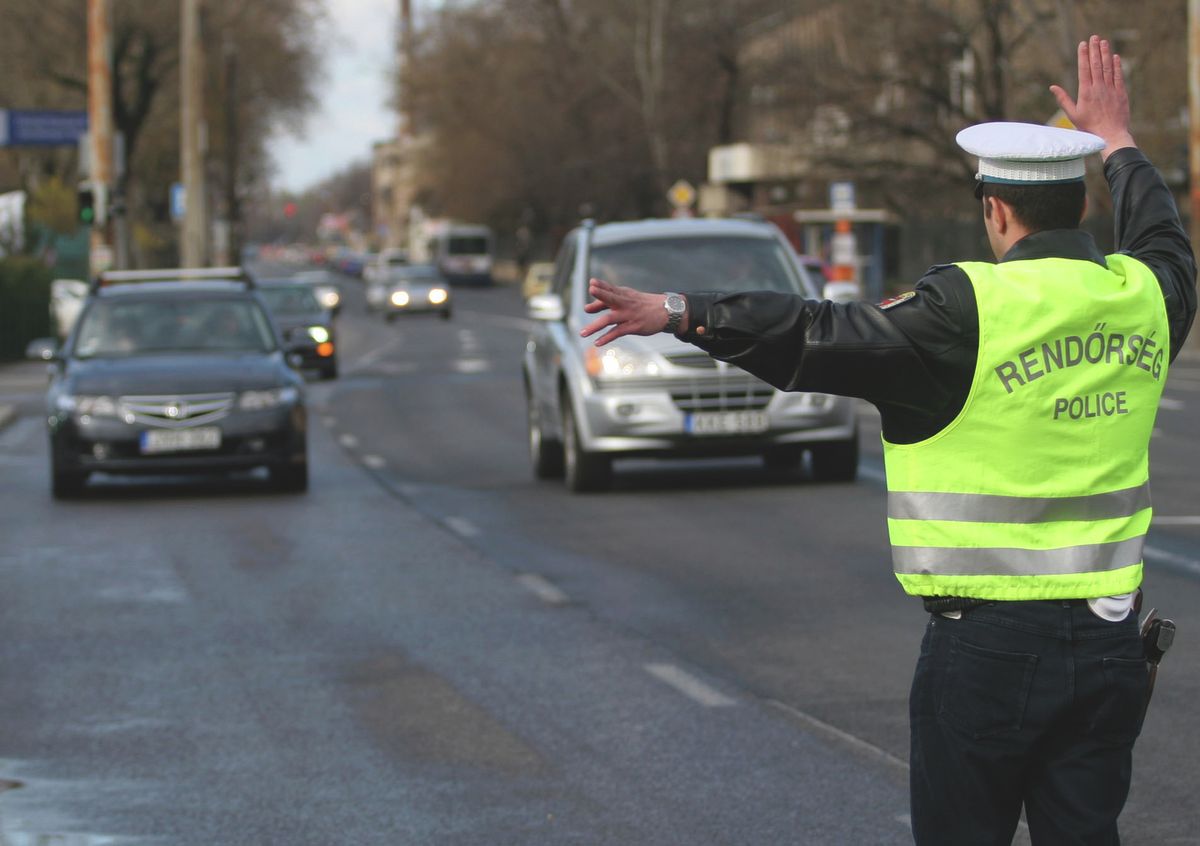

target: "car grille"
[656,351,775,412]
[119,393,235,428]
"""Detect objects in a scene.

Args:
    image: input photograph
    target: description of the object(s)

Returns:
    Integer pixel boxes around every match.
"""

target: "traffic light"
[77,183,96,226]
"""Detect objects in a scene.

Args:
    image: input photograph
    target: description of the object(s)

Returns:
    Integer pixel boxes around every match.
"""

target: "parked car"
[521,261,556,300]
[523,218,858,491]
[374,264,452,321]
[257,279,339,379]
[26,267,308,497]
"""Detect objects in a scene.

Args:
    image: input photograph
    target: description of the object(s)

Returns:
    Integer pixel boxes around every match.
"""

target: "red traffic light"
[284,202,298,218]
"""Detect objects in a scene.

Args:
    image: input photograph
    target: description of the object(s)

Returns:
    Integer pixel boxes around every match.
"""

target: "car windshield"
[73,297,276,358]
[588,235,806,297]
[447,236,488,255]
[259,286,322,315]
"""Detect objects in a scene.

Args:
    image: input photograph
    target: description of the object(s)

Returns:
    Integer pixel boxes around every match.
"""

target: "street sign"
[829,181,856,215]
[668,179,696,209]
[170,183,186,222]
[0,109,88,147]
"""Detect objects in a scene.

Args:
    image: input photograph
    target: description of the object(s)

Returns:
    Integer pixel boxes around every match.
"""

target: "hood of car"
[64,353,290,396]
[273,313,331,332]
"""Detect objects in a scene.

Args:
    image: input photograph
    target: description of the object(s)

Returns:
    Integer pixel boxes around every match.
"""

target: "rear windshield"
[73,298,276,358]
[446,236,488,255]
[259,286,321,315]
[588,235,806,296]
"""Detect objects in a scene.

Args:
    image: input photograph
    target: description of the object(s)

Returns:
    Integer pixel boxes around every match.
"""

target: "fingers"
[1049,84,1076,120]
[1113,53,1126,94]
[579,315,611,338]
[1088,35,1104,90]
[1076,39,1090,92]
[1099,37,1114,85]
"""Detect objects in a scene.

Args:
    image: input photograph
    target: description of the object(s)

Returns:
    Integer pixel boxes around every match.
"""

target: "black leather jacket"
[681,148,1198,444]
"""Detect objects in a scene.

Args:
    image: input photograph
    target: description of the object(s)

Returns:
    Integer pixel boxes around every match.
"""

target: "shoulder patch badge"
[877,291,917,310]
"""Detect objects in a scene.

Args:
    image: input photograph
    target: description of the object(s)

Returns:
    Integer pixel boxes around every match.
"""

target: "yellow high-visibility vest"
[884,253,1169,599]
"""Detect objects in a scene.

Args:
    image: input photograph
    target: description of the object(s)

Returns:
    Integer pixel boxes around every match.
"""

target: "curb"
[0,404,15,433]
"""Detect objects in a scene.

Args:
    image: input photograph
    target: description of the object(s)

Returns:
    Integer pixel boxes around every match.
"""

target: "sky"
[268,0,398,194]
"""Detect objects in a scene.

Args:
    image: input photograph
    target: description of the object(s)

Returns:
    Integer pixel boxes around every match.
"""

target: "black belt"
[922,596,1091,614]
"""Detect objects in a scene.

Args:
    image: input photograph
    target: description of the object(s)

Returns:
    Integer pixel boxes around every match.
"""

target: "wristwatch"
[663,292,687,335]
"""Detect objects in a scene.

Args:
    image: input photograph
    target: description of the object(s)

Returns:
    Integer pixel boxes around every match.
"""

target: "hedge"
[0,257,52,361]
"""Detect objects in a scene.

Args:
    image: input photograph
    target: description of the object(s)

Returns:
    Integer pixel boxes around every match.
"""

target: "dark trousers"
[909,600,1149,845]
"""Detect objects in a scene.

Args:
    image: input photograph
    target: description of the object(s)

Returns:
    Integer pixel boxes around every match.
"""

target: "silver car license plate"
[685,411,769,435]
[139,426,222,454]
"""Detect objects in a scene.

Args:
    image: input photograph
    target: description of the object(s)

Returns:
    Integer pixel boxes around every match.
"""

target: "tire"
[527,389,564,479]
[271,461,309,493]
[51,465,88,499]
[561,398,610,492]
[762,445,804,473]
[811,436,859,482]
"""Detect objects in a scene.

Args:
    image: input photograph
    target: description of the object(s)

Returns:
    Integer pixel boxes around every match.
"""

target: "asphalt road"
[1,268,1197,845]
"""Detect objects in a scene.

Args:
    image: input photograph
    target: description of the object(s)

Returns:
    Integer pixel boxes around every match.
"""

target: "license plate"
[685,411,769,435]
[139,427,222,454]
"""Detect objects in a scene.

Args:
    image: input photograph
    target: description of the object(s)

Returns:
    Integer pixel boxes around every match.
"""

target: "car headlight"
[238,386,299,410]
[306,326,331,344]
[428,287,448,305]
[57,394,119,416]
[315,286,340,309]
[584,345,661,379]
[390,291,410,307]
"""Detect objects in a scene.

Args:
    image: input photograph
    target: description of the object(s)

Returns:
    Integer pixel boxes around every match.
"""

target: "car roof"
[589,217,781,248]
[94,280,257,298]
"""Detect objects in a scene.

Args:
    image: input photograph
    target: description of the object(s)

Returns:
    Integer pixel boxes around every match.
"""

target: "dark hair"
[976,181,1086,232]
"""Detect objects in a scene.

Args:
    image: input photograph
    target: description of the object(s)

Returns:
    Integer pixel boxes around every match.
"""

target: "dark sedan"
[257,279,339,379]
[29,275,308,497]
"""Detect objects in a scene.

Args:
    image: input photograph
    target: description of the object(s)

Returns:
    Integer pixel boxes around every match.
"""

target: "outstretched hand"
[1049,34,1135,160]
[579,278,670,347]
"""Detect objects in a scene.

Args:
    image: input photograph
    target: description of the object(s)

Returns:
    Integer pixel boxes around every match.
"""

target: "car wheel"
[561,398,610,492]
[527,389,564,479]
[51,461,88,499]
[810,436,859,482]
[271,461,309,493]
[762,445,804,473]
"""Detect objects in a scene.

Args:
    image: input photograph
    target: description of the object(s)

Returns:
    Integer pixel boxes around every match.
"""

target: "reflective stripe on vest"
[883,253,1169,600]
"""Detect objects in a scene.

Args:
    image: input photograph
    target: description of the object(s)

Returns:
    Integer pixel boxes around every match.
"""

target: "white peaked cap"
[956,122,1105,184]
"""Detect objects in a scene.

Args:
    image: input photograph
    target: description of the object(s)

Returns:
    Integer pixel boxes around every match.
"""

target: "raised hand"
[1049,34,1136,160]
[579,278,670,347]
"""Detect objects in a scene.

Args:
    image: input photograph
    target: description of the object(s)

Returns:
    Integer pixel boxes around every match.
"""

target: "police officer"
[580,35,1196,846]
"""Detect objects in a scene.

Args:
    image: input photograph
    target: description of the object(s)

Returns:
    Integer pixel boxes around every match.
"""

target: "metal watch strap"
[663,293,685,334]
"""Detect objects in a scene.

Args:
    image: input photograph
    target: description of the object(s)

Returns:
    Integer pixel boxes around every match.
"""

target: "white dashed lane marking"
[645,663,736,708]
[516,573,570,606]
[362,454,386,470]
[443,516,479,538]
[338,433,359,450]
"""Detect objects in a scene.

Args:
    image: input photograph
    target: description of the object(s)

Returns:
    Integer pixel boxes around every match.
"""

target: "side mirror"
[527,292,565,322]
[822,281,861,304]
[26,338,59,361]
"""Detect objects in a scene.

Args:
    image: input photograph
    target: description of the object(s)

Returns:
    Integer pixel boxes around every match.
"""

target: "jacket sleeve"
[680,267,975,422]
[1105,147,1197,361]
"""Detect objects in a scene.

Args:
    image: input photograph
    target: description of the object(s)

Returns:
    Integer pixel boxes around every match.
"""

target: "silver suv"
[523,218,858,491]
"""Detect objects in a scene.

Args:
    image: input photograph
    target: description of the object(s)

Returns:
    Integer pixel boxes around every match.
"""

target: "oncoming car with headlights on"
[523,218,859,492]
[25,268,309,497]
[257,278,339,379]
[380,264,452,321]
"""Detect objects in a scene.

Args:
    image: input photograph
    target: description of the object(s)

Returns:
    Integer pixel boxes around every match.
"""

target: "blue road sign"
[170,183,186,222]
[0,109,89,147]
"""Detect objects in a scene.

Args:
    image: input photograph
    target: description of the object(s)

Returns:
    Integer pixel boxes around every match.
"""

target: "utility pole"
[181,0,208,267]
[86,0,115,276]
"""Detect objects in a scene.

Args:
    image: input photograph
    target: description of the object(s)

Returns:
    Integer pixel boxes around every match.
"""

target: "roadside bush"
[0,257,52,360]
